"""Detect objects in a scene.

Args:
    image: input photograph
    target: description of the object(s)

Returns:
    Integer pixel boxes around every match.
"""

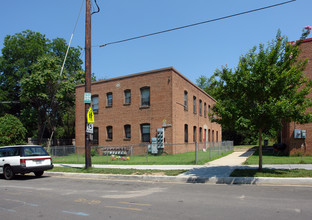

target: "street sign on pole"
[86,123,93,134]
[87,107,94,123]
[84,92,91,103]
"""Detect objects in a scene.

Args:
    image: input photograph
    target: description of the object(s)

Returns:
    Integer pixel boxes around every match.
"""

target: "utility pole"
[85,0,92,168]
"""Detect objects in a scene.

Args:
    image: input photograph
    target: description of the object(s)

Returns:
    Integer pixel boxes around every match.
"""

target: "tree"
[20,55,81,144]
[0,30,85,141]
[0,114,27,146]
[210,29,312,170]
[0,30,49,116]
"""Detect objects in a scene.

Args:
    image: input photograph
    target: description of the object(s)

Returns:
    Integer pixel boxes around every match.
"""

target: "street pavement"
[51,149,312,185]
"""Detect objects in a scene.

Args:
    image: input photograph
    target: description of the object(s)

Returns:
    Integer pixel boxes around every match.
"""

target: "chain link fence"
[48,141,233,165]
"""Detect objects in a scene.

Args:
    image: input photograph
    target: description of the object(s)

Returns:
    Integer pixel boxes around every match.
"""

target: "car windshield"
[23,146,49,157]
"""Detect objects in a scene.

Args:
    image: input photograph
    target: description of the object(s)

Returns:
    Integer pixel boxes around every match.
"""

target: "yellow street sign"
[87,107,94,123]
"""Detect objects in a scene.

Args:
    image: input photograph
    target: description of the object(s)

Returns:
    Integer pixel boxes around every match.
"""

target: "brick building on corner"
[281,38,312,155]
[75,67,222,154]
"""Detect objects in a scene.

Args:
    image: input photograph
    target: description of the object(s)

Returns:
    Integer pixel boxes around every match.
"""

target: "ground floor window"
[141,124,150,142]
[93,127,99,145]
[185,124,188,143]
[106,126,113,140]
[124,124,131,139]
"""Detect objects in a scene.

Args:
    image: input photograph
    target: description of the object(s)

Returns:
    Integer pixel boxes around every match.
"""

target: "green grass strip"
[244,148,312,165]
[52,150,233,165]
[51,167,187,176]
[230,169,312,177]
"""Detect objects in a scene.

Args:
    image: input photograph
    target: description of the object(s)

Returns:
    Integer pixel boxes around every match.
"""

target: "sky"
[0,0,311,84]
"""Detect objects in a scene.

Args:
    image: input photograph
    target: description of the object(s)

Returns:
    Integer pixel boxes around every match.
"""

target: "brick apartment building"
[281,38,312,155]
[75,67,222,154]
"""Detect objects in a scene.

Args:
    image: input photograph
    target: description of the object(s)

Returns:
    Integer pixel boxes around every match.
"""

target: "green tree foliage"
[0,30,85,141]
[0,30,49,116]
[209,30,312,170]
[0,114,27,146]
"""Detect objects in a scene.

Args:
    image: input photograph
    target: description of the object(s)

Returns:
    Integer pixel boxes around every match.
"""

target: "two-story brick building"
[75,67,221,154]
[281,38,312,155]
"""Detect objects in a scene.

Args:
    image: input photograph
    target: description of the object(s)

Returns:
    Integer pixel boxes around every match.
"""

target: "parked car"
[0,145,54,180]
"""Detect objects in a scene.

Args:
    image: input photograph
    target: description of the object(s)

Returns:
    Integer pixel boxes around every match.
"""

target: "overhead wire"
[91,0,100,15]
[98,0,296,47]
[60,0,85,76]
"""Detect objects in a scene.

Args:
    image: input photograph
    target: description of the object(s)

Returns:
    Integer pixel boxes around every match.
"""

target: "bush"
[0,114,27,146]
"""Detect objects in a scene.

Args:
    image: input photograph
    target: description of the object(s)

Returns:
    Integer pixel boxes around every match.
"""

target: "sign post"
[85,0,92,169]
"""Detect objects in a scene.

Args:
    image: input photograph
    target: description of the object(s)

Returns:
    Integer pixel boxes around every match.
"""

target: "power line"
[99,0,296,47]
[60,0,84,76]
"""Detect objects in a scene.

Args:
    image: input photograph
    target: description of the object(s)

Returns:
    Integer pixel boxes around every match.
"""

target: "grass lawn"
[51,167,186,176]
[233,145,256,151]
[244,147,312,165]
[230,169,312,177]
[52,150,233,165]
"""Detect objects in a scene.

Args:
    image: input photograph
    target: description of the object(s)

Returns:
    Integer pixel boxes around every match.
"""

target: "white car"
[0,145,54,180]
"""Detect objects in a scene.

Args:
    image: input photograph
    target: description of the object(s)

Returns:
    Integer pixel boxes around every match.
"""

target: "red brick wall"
[171,69,221,154]
[284,38,312,155]
[75,67,222,154]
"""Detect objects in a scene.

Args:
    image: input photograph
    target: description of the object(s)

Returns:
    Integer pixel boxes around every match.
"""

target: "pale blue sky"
[0,0,311,83]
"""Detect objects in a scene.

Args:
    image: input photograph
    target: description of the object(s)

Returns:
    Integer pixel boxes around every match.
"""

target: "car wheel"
[34,171,44,177]
[4,166,15,180]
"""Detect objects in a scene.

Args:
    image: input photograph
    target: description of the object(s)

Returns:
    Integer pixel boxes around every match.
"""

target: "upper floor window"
[124,89,131,104]
[193,96,197,114]
[208,105,211,117]
[140,87,150,107]
[199,99,202,116]
[107,92,113,107]
[124,124,131,139]
[141,123,150,142]
[184,91,188,111]
[106,126,113,140]
[91,95,99,113]
[204,102,207,118]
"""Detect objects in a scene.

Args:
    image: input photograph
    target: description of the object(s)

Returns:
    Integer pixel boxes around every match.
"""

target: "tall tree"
[210,29,312,170]
[0,30,84,141]
[0,30,49,116]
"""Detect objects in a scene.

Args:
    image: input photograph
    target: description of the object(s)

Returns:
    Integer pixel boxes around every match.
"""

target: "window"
[124,89,131,104]
[208,129,211,142]
[106,126,113,140]
[199,99,202,116]
[208,105,211,115]
[107,92,113,107]
[193,96,197,114]
[140,87,150,107]
[141,124,150,142]
[91,95,99,113]
[184,124,188,143]
[193,126,197,142]
[124,124,131,139]
[216,131,219,142]
[212,130,215,142]
[93,127,99,145]
[184,91,188,111]
[204,103,207,118]
[199,127,202,143]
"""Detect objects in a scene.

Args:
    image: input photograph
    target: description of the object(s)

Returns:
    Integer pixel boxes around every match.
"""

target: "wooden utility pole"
[85,0,92,168]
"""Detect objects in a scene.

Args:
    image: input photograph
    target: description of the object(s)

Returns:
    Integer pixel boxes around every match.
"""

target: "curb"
[46,172,312,186]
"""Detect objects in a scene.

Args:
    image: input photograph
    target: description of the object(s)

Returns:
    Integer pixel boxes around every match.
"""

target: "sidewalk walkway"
[51,149,312,185]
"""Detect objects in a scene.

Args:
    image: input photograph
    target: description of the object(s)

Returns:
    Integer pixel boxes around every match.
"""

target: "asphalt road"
[0,174,312,220]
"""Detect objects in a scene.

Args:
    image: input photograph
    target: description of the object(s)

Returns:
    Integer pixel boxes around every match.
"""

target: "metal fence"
[48,141,233,165]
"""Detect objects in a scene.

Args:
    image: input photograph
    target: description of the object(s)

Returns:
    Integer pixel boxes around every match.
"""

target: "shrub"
[0,114,27,146]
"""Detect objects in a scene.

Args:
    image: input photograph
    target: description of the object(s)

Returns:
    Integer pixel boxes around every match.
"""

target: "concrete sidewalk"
[50,149,312,185]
